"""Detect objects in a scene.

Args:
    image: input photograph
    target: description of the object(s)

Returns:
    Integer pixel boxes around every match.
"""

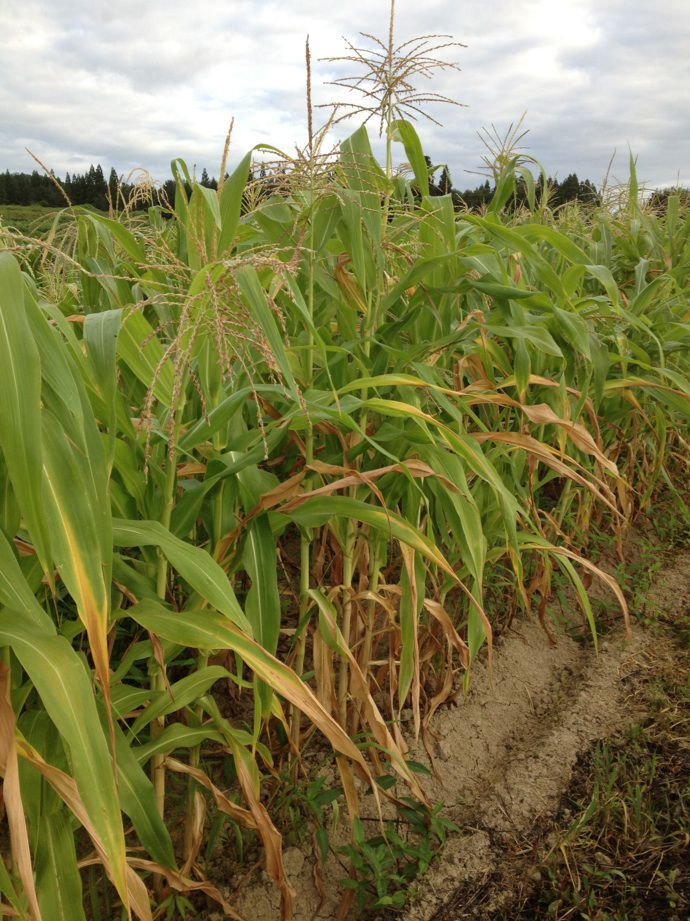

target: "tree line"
[428,164,600,209]
[1,160,684,213]
[0,165,176,211]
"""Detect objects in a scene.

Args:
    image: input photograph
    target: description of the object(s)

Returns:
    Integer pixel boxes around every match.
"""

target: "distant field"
[0,203,63,235]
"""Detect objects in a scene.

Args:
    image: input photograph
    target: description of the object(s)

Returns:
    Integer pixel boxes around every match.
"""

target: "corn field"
[0,104,688,920]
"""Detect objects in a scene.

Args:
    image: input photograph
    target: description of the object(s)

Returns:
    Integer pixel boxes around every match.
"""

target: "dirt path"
[403,547,690,921]
[402,625,645,920]
[226,549,689,921]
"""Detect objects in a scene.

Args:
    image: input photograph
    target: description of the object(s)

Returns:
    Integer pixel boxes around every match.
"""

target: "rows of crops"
[0,117,688,920]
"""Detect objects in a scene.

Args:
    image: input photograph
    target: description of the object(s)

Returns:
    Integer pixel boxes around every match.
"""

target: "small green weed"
[156,893,196,921]
[271,770,343,858]
[340,783,457,912]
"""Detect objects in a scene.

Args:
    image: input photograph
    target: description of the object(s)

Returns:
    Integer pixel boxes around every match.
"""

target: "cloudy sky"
[2,0,689,189]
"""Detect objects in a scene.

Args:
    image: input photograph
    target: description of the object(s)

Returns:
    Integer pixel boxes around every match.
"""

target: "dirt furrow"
[231,613,645,921]
[404,626,644,921]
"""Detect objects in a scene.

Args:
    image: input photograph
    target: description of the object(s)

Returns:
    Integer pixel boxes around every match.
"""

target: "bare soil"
[214,547,689,921]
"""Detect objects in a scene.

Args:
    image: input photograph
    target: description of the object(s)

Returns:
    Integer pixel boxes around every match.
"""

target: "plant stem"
[185,427,224,862]
[291,50,317,754]
[150,451,177,822]
[290,323,314,748]
[292,246,314,703]
[150,396,186,834]
[337,518,355,728]
[149,429,180,898]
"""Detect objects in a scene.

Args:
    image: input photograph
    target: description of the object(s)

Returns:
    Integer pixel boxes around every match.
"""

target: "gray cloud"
[1,0,688,189]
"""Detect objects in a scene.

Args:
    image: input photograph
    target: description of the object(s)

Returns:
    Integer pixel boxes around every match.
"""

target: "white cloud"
[1,0,688,188]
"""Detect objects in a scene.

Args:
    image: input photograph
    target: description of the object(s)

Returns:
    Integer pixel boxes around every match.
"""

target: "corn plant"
[0,52,688,921]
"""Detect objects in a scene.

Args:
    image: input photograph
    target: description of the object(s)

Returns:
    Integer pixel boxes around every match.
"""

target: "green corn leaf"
[133,723,225,766]
[392,120,429,198]
[286,495,456,580]
[130,666,230,736]
[127,599,369,770]
[243,515,281,716]
[0,530,53,634]
[110,685,155,719]
[106,713,177,869]
[113,518,251,633]
[41,409,112,699]
[514,337,531,398]
[340,125,389,196]
[218,151,253,256]
[0,254,51,575]
[84,308,122,447]
[585,264,620,311]
[243,516,280,654]
[83,212,147,263]
[0,613,128,908]
[178,383,285,453]
[34,812,86,921]
[237,266,299,400]
[117,310,174,406]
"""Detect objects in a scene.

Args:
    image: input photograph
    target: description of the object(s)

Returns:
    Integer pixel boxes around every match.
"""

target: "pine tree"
[93,164,107,209]
[439,166,453,196]
[107,168,118,208]
[558,173,580,203]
